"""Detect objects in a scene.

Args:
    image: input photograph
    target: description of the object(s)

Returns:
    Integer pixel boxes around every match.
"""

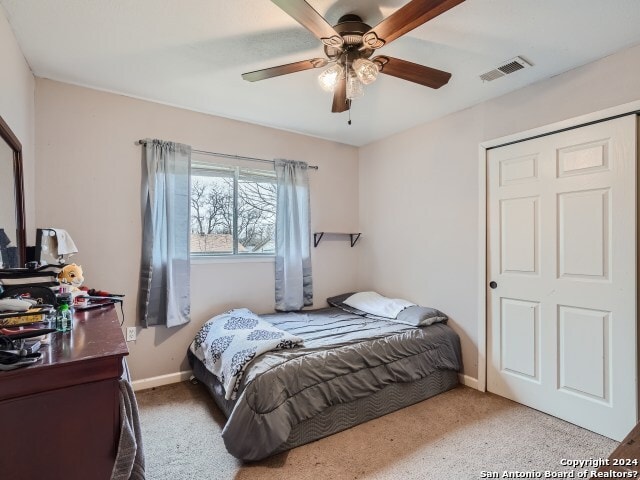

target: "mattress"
[188,306,462,461]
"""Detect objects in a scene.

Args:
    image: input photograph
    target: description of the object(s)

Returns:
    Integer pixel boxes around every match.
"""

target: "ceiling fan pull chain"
[348,102,352,125]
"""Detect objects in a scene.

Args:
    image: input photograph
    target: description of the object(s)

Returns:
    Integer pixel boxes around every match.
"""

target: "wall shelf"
[313,232,361,248]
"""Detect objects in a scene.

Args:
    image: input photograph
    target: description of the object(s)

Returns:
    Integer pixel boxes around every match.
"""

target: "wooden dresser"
[0,305,129,480]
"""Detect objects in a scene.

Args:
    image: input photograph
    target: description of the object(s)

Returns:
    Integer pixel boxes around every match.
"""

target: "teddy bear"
[57,263,85,292]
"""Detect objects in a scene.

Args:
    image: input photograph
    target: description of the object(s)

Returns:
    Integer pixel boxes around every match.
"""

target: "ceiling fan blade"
[271,0,343,48]
[242,58,327,82]
[373,56,451,89]
[331,76,348,113]
[363,0,465,49]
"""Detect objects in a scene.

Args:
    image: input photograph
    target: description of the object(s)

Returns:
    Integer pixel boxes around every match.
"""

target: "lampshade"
[318,64,344,92]
[36,228,78,265]
[346,70,364,99]
[353,58,379,85]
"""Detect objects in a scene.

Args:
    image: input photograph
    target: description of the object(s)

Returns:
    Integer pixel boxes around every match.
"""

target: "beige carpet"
[137,382,617,480]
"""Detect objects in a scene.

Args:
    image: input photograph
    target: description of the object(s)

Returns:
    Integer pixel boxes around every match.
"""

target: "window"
[190,161,277,256]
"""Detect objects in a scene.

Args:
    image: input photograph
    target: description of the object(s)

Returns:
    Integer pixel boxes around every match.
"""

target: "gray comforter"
[194,307,461,461]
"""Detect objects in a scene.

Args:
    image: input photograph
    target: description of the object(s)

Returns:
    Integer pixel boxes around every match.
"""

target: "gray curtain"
[274,159,312,311]
[139,139,191,328]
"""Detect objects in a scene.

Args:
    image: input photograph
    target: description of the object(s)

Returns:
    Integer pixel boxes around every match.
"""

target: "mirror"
[0,115,26,269]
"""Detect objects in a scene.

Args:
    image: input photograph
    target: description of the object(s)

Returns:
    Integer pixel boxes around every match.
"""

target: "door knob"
[489,281,497,289]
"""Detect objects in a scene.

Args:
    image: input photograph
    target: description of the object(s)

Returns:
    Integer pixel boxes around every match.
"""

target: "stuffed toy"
[57,263,84,291]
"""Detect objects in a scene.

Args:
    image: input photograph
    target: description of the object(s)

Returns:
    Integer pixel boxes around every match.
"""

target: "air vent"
[480,69,505,82]
[480,56,532,82]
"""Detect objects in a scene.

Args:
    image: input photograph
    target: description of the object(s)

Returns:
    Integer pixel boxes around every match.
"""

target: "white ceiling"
[3,0,640,146]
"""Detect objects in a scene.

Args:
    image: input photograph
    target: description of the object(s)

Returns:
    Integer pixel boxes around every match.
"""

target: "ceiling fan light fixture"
[318,64,344,92]
[353,58,379,85]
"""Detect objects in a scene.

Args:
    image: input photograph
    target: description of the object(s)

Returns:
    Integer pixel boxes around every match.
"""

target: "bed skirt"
[273,368,459,455]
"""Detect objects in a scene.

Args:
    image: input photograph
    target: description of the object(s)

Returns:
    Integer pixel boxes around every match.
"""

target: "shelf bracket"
[350,233,361,247]
[313,232,324,248]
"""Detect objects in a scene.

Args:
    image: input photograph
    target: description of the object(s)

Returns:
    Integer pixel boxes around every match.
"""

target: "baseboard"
[133,370,479,392]
[458,373,480,390]
[131,370,193,392]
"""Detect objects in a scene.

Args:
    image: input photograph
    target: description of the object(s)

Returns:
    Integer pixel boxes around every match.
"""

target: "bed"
[187,300,462,461]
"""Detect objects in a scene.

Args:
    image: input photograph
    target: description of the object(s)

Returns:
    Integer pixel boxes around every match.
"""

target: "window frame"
[190,160,277,258]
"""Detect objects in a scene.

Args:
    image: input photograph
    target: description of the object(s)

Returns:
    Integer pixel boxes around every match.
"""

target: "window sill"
[191,255,275,265]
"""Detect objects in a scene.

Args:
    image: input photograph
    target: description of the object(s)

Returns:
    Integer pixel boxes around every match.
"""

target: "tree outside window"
[190,163,276,255]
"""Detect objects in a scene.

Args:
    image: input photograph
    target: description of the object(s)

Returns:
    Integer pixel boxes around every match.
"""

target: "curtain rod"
[136,140,318,170]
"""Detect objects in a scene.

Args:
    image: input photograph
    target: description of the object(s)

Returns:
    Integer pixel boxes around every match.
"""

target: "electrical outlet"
[126,327,136,342]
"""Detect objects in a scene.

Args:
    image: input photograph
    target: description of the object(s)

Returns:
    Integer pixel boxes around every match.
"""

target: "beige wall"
[35,79,359,381]
[358,43,640,381]
[0,7,35,243]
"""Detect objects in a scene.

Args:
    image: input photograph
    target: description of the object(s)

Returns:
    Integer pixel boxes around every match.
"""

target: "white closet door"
[487,115,637,440]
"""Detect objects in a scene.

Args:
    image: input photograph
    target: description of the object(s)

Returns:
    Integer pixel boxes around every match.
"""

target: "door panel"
[500,298,539,380]
[557,139,609,177]
[500,197,539,274]
[558,188,609,280]
[500,154,539,185]
[557,305,609,401]
[487,115,637,440]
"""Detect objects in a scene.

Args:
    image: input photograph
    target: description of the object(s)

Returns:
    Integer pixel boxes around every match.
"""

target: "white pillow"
[343,291,415,319]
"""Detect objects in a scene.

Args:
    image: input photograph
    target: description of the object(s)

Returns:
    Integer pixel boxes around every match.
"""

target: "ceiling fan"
[242,0,465,114]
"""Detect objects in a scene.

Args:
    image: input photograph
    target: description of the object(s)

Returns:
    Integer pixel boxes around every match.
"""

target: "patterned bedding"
[189,308,303,400]
[188,306,462,461]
